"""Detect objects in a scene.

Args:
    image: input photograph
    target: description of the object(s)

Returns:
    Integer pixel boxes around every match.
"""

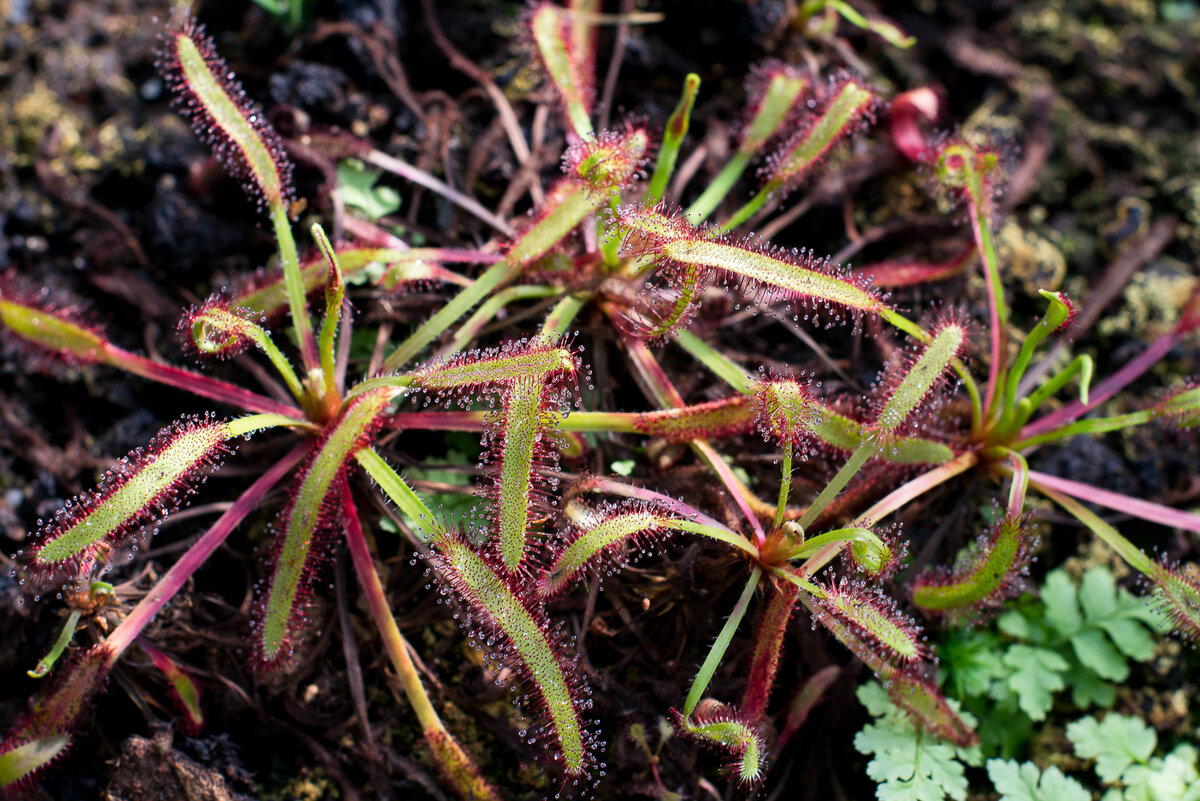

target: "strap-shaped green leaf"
[911,515,1033,621]
[0,296,105,365]
[434,533,592,776]
[529,3,593,137]
[874,322,967,435]
[257,389,396,665]
[27,418,233,576]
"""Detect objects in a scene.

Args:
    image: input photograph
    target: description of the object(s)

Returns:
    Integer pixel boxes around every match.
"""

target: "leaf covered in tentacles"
[616,203,889,335]
[675,702,767,785]
[17,416,235,591]
[156,19,295,214]
[912,514,1036,624]
[428,530,598,778]
[539,501,680,597]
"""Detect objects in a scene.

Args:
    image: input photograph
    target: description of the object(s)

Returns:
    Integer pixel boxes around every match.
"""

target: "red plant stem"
[776,665,840,749]
[365,150,514,236]
[343,214,407,248]
[339,480,501,801]
[741,580,799,722]
[797,450,979,578]
[104,345,305,418]
[1027,470,1200,532]
[339,480,444,733]
[1020,330,1181,438]
[388,411,485,432]
[623,339,766,545]
[103,444,309,662]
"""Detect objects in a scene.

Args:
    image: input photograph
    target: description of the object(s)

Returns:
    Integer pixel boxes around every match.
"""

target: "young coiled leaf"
[843,524,907,581]
[675,703,766,785]
[179,296,263,360]
[562,125,651,194]
[754,377,822,445]
[932,139,1004,219]
[431,532,594,777]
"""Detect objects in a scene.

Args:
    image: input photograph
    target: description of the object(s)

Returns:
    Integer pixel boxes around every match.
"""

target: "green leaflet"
[1067,713,1200,801]
[985,760,1090,801]
[855,681,982,801]
[938,566,1171,736]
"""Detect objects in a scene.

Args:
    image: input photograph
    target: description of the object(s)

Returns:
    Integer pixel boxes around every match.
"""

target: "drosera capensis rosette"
[5,6,1200,798]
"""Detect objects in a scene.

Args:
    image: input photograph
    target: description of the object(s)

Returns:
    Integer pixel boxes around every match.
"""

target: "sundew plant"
[1,4,1198,798]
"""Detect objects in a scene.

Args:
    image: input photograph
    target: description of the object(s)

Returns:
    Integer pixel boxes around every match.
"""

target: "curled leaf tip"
[178,294,263,360]
[562,124,651,193]
[675,703,767,785]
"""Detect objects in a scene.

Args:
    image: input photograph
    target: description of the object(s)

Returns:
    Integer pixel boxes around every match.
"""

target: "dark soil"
[1,0,1198,799]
